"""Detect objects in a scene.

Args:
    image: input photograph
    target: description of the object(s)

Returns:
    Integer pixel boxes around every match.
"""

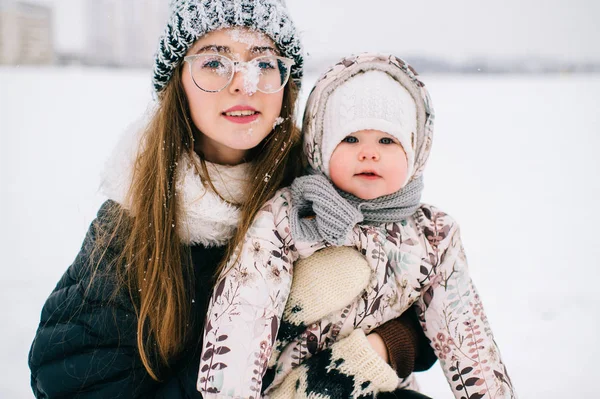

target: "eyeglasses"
[183,53,295,94]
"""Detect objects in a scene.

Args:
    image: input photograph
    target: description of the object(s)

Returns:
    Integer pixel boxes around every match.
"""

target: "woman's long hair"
[94,66,301,380]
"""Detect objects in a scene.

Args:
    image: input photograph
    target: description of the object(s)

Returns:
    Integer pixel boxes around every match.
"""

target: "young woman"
[28,1,435,398]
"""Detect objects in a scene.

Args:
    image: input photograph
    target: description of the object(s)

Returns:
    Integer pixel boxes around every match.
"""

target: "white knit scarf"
[100,120,250,247]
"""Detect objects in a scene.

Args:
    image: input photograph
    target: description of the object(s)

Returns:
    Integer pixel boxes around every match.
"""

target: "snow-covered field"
[1,67,599,398]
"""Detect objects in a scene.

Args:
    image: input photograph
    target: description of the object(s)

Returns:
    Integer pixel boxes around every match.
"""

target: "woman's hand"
[366,332,390,363]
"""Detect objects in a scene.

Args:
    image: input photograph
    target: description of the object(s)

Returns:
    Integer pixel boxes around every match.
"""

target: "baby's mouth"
[356,171,379,176]
[355,171,380,179]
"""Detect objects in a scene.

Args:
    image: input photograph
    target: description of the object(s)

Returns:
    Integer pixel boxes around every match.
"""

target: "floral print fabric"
[199,190,516,398]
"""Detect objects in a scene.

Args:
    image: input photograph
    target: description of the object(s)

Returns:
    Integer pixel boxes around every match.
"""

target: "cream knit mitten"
[267,329,400,399]
[276,246,371,348]
[266,246,401,398]
[286,246,371,325]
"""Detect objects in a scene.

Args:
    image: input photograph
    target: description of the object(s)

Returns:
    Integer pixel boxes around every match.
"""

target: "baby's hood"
[302,53,435,182]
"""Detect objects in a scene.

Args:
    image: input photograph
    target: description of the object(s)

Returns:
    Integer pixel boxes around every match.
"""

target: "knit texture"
[153,0,303,93]
[100,117,251,246]
[282,247,371,328]
[337,176,424,224]
[271,246,371,361]
[322,70,417,186]
[289,174,363,246]
[372,318,419,379]
[263,245,423,398]
[267,329,400,399]
[289,173,424,245]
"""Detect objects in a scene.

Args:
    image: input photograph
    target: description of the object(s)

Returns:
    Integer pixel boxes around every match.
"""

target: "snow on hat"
[321,70,417,187]
[152,0,303,94]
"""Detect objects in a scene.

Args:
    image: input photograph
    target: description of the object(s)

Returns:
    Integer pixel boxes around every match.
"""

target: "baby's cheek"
[329,149,349,183]
[398,150,410,178]
[390,161,409,191]
[388,175,404,194]
[329,163,347,188]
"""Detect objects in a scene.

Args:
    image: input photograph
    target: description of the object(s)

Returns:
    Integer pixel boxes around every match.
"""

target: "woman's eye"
[380,137,394,144]
[342,136,358,143]
[202,59,224,69]
[257,59,276,70]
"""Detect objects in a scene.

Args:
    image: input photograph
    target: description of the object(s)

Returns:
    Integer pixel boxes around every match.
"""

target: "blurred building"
[85,0,168,67]
[0,0,54,65]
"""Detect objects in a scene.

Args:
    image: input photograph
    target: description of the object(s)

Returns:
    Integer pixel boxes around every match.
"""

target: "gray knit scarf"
[289,172,424,245]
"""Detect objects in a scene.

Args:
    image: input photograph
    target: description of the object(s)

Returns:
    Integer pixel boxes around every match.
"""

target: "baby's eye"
[379,137,395,145]
[342,136,358,144]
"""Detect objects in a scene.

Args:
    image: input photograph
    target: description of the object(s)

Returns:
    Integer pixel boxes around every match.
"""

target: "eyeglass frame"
[182,53,295,94]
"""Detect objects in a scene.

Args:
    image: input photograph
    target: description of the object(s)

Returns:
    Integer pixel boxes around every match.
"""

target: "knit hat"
[322,70,417,187]
[152,0,303,94]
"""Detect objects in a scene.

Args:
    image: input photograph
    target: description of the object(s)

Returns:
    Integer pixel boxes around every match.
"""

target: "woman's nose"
[227,69,244,94]
[228,64,255,95]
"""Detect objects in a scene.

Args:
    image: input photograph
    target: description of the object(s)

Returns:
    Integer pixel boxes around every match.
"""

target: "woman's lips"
[222,105,260,124]
[222,112,260,124]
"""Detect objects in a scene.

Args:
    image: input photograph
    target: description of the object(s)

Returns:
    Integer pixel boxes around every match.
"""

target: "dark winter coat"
[29,200,219,398]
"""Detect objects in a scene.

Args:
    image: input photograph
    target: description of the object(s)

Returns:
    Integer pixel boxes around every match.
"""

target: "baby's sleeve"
[417,215,517,399]
[198,190,299,399]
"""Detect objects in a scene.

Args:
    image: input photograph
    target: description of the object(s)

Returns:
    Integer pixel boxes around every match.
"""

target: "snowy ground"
[1,67,599,398]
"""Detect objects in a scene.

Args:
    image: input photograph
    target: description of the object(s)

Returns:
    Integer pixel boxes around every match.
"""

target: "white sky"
[34,0,600,62]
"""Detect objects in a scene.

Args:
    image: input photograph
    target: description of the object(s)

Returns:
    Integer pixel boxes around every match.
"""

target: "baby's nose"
[358,146,380,161]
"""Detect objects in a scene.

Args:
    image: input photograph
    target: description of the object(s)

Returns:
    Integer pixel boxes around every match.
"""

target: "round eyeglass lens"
[190,54,233,92]
[255,57,290,93]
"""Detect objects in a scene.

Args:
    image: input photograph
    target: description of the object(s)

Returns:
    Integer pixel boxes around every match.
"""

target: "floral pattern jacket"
[199,53,516,399]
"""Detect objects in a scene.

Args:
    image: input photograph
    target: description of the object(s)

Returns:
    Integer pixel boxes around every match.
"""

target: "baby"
[199,53,516,399]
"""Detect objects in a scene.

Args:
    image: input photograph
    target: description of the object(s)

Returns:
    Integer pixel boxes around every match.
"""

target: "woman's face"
[182,28,285,165]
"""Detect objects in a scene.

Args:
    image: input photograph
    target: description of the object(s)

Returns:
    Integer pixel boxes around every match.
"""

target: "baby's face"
[329,129,408,200]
